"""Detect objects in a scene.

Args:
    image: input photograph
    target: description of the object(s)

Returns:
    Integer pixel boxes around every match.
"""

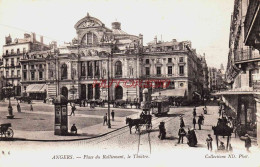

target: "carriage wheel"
[4,128,14,138]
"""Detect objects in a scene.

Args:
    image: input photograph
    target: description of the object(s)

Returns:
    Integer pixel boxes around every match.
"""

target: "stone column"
[254,96,260,147]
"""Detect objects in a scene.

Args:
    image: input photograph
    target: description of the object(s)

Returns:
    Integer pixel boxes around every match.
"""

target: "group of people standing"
[192,107,205,130]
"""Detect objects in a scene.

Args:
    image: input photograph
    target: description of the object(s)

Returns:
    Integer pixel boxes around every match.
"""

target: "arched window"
[61,64,67,79]
[115,61,122,78]
[82,32,98,45]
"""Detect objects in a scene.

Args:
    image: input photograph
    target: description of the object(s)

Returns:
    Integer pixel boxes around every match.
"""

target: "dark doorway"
[95,84,100,99]
[87,84,93,100]
[115,86,123,100]
[81,84,86,99]
[61,87,68,99]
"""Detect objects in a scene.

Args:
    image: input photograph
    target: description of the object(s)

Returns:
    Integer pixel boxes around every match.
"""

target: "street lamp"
[3,83,14,119]
[107,47,112,129]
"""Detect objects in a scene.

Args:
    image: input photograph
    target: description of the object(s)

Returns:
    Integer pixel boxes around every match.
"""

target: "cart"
[0,123,14,138]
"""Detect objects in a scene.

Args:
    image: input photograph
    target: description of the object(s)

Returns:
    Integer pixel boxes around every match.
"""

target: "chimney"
[5,34,12,44]
[154,36,157,44]
[112,22,121,30]
[172,39,177,42]
[40,36,43,44]
[31,32,36,42]
[24,33,31,39]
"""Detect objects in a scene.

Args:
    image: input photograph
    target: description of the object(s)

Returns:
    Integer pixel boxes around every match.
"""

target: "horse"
[126,117,141,134]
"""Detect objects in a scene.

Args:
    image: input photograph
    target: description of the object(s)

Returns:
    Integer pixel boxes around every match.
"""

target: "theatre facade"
[11,13,204,103]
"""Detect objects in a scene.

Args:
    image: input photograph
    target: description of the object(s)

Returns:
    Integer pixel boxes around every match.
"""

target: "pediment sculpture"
[81,49,99,57]
[78,20,100,28]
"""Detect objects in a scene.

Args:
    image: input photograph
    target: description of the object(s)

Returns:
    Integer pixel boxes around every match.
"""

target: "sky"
[0,0,234,69]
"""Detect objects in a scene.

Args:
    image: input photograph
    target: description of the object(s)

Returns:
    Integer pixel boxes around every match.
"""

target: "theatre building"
[44,13,143,101]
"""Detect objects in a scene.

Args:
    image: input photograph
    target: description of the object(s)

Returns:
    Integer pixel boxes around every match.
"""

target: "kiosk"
[53,95,68,135]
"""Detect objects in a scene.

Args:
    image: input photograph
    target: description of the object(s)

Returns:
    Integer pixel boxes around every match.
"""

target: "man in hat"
[206,134,213,151]
[180,116,185,128]
[111,110,115,121]
[103,113,108,126]
[178,127,186,144]
[193,116,196,129]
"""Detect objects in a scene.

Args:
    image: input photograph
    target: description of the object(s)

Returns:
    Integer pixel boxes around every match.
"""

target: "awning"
[212,91,258,96]
[151,89,186,97]
[26,84,47,93]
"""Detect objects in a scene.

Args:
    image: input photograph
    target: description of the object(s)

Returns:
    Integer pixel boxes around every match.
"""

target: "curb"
[13,125,129,142]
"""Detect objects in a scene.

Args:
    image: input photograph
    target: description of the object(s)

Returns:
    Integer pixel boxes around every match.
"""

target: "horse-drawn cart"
[126,114,152,134]
[0,123,14,139]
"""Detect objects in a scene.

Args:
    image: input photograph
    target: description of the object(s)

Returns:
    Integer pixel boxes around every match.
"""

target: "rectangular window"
[39,64,43,69]
[179,57,184,62]
[95,61,99,76]
[39,71,43,80]
[23,65,26,69]
[6,50,8,55]
[81,62,86,76]
[6,71,9,77]
[5,58,8,66]
[11,58,14,66]
[145,67,150,76]
[168,66,172,75]
[17,70,20,77]
[146,59,149,64]
[168,58,172,63]
[23,72,27,80]
[31,72,35,80]
[17,58,20,65]
[11,49,14,54]
[179,66,184,75]
[31,65,34,69]
[11,70,14,77]
[157,67,161,75]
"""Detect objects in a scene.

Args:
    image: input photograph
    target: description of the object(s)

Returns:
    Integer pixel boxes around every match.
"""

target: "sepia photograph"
[0,0,259,166]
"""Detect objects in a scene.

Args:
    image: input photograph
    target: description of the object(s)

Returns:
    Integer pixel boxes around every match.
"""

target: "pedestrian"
[83,100,86,107]
[244,134,251,152]
[200,114,205,125]
[206,134,213,151]
[103,113,108,125]
[17,102,21,113]
[30,104,33,111]
[111,110,115,121]
[71,124,77,134]
[203,105,207,114]
[198,116,202,130]
[218,142,225,151]
[193,116,196,129]
[178,127,186,144]
[180,116,185,128]
[193,107,196,117]
[70,104,76,116]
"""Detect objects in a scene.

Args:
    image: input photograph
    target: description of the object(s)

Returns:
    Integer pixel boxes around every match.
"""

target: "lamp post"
[107,46,112,128]
[4,84,14,119]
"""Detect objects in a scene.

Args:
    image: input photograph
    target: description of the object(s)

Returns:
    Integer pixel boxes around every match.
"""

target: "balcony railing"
[234,49,260,62]
[244,0,260,44]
